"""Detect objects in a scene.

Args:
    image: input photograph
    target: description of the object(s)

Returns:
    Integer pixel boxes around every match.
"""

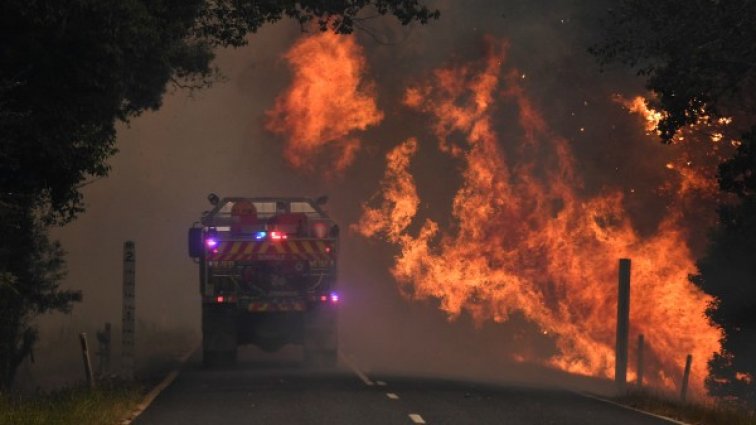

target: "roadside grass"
[615,390,756,425]
[0,381,142,425]
[0,321,196,425]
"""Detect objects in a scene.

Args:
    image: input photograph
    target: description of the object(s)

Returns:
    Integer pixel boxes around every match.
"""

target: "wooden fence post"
[615,258,631,392]
[637,334,644,388]
[79,332,95,389]
[681,354,692,402]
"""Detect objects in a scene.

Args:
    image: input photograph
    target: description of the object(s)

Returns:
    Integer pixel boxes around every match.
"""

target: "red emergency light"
[270,231,287,240]
[213,295,236,303]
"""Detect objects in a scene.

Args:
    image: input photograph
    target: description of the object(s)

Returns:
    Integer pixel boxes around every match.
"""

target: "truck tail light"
[319,292,339,304]
[270,231,287,240]
[210,295,235,304]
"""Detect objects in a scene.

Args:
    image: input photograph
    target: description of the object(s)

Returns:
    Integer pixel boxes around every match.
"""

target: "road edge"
[120,346,198,425]
[577,391,693,425]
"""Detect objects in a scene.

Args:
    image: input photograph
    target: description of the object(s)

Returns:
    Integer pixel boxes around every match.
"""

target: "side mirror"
[207,193,220,206]
[315,195,328,206]
[188,228,203,258]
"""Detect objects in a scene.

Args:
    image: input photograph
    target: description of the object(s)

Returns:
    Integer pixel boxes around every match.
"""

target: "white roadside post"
[122,241,136,380]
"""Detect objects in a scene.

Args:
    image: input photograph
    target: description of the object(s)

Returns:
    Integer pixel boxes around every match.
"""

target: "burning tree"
[354,38,721,394]
[592,0,756,403]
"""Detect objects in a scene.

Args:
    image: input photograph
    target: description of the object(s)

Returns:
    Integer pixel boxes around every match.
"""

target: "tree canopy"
[590,0,756,142]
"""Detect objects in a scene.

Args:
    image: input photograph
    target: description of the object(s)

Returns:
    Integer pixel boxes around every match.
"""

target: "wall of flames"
[266,33,723,395]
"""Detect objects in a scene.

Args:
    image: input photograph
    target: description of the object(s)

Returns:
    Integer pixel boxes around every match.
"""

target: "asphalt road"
[133,348,675,425]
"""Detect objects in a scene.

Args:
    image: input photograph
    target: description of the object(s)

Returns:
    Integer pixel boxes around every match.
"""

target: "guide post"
[122,241,136,380]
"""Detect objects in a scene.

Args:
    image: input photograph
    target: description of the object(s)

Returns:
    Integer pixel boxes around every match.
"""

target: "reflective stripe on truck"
[206,240,335,263]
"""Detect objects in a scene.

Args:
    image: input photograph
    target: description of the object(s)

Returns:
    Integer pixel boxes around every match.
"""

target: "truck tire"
[202,304,238,367]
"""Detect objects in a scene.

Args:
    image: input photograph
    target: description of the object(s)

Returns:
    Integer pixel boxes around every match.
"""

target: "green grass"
[615,390,756,425]
[0,383,142,425]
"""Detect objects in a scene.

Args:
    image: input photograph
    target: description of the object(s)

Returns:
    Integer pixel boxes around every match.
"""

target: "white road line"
[408,413,426,424]
[338,351,374,386]
[386,392,399,400]
[376,380,387,386]
[577,392,692,425]
[121,346,197,425]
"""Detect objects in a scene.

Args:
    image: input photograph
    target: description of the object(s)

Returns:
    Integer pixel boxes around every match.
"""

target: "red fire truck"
[188,195,339,366]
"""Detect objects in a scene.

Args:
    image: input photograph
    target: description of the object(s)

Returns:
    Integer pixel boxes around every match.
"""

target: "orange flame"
[615,95,735,221]
[736,372,753,384]
[613,95,665,135]
[356,38,721,394]
[265,31,383,173]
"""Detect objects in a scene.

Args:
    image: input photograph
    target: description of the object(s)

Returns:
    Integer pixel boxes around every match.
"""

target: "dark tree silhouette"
[0,202,79,389]
[691,129,756,405]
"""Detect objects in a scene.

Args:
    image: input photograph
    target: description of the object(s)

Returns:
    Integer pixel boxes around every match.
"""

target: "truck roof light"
[216,295,224,303]
[255,231,267,240]
[330,292,339,303]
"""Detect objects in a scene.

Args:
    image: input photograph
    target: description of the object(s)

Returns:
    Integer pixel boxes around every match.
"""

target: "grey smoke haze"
[35,0,711,388]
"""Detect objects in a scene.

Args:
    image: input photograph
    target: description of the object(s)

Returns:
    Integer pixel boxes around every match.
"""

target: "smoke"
[31,0,725,397]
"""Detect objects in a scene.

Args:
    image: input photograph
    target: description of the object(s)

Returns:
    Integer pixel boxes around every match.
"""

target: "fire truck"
[188,195,339,366]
